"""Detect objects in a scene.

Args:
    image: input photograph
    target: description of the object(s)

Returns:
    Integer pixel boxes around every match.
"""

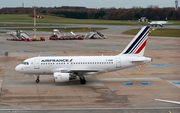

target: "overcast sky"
[0,0,177,9]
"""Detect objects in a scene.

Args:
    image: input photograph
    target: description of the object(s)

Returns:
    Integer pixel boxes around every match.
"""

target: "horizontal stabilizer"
[130,57,152,63]
[130,58,146,62]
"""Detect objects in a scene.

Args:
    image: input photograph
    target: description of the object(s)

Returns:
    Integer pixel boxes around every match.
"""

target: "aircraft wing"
[51,68,100,74]
[63,69,99,73]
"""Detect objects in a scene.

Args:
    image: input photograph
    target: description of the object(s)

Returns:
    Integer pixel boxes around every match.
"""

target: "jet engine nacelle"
[53,72,70,82]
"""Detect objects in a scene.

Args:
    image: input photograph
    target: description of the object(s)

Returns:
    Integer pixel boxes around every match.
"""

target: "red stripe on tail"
[135,40,147,54]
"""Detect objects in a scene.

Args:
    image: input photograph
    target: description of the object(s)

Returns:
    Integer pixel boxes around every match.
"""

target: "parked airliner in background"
[15,26,152,84]
[150,17,168,27]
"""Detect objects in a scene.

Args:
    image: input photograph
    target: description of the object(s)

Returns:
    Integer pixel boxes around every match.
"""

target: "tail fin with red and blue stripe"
[120,26,150,56]
[165,16,168,21]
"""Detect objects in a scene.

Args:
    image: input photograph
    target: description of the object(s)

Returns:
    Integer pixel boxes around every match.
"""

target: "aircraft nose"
[15,65,21,72]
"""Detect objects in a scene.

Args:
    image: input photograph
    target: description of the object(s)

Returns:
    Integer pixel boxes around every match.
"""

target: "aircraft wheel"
[81,79,86,84]
[36,79,40,83]
[80,78,86,84]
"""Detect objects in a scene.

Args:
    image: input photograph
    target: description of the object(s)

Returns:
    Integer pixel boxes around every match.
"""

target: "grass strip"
[122,28,180,37]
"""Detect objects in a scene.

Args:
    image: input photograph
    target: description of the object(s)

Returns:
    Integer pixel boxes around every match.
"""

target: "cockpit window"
[21,62,29,65]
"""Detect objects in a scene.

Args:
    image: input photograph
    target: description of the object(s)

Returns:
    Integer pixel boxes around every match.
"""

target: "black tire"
[81,79,86,84]
[36,79,40,83]
[83,80,86,84]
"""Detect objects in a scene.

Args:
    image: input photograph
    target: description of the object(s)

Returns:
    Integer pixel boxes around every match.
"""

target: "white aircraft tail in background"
[15,26,152,84]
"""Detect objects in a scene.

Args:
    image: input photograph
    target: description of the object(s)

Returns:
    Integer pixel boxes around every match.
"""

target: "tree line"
[0,6,180,20]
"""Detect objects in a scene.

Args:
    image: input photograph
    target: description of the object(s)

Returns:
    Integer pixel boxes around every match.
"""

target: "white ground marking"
[155,99,180,105]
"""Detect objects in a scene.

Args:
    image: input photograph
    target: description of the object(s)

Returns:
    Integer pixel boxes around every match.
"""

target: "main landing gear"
[79,76,86,84]
[36,75,40,83]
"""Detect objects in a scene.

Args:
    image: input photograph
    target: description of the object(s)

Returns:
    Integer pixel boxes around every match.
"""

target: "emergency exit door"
[34,59,40,69]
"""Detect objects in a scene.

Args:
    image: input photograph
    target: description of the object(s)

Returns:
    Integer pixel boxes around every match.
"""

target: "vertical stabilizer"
[120,26,150,56]
[165,16,168,21]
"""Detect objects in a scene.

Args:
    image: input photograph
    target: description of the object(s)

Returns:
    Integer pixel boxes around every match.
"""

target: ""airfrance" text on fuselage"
[41,59,69,62]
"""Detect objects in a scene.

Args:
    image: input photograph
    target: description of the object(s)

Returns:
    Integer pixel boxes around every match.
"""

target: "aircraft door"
[34,59,40,69]
[116,58,121,68]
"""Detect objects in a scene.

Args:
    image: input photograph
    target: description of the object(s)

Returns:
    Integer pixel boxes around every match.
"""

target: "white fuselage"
[150,21,168,27]
[15,55,151,75]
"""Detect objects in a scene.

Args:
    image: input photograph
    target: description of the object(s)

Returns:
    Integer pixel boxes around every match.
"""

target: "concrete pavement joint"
[0,102,31,109]
[0,107,180,111]
[71,85,88,108]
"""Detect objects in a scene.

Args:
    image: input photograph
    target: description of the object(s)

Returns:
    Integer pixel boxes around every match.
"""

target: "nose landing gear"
[36,75,40,83]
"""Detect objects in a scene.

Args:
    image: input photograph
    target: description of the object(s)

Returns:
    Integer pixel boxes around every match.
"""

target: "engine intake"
[53,72,70,82]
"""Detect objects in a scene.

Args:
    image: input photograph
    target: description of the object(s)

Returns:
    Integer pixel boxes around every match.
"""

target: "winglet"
[120,26,150,56]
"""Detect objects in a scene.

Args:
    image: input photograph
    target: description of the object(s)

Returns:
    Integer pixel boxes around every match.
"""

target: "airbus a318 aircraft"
[150,17,168,27]
[15,26,152,84]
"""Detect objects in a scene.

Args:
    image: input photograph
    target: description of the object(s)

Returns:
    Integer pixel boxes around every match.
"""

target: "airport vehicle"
[6,30,45,41]
[150,17,168,27]
[83,30,107,39]
[15,26,152,84]
[49,29,83,40]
